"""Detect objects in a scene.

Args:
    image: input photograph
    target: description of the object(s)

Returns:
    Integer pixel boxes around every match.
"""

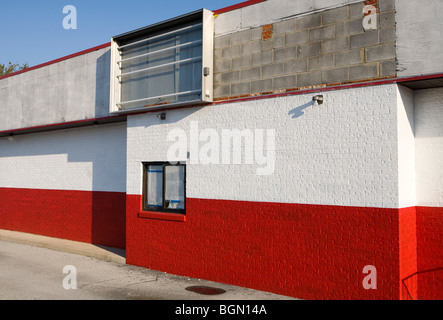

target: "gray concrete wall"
[4,0,443,131]
[214,0,362,36]
[214,0,396,99]
[396,0,443,77]
[0,47,111,132]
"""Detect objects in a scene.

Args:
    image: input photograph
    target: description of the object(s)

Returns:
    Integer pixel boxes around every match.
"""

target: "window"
[142,162,186,214]
[110,9,214,113]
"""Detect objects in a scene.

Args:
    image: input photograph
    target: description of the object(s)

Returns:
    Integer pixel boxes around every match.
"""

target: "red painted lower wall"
[0,187,126,249]
[416,206,443,300]
[1,187,440,299]
[126,195,402,300]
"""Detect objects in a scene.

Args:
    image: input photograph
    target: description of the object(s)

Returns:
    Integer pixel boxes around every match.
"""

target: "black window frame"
[142,161,186,215]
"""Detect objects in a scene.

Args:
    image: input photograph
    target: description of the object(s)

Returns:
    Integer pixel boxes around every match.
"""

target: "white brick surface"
[127,84,401,208]
[397,85,416,208]
[414,88,443,207]
[0,123,126,192]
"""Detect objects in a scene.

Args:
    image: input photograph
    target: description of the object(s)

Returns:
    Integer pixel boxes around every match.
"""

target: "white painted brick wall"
[397,85,416,208]
[414,87,443,207]
[0,123,126,192]
[127,84,401,208]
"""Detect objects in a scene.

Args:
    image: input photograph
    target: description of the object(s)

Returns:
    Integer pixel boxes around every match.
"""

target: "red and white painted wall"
[125,82,442,300]
[0,0,442,300]
[0,123,127,249]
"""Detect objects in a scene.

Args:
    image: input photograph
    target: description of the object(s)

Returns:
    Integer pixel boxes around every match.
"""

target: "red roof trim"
[213,73,443,105]
[213,0,268,15]
[0,114,125,136]
[0,42,111,81]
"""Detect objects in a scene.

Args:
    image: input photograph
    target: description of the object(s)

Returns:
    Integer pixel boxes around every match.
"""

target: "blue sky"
[0,0,241,67]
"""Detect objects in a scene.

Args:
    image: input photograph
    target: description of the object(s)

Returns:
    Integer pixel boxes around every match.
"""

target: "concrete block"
[380,27,396,44]
[273,75,296,90]
[232,56,251,70]
[380,59,397,77]
[285,30,308,46]
[274,46,298,62]
[221,70,240,83]
[214,84,231,98]
[322,67,349,84]
[349,2,364,19]
[350,30,379,49]
[252,51,273,67]
[323,37,349,54]
[365,43,396,62]
[297,13,322,30]
[297,42,322,58]
[380,11,396,28]
[309,54,334,71]
[349,63,378,80]
[379,0,395,12]
[231,82,251,96]
[241,41,261,55]
[284,59,308,74]
[251,78,273,93]
[251,27,262,41]
[274,35,286,49]
[262,63,284,78]
[297,71,322,87]
[214,48,222,61]
[240,67,261,81]
[214,59,231,73]
[274,18,297,35]
[309,25,336,42]
[261,36,285,52]
[337,19,365,37]
[222,45,241,59]
[214,73,222,86]
[322,6,349,25]
[231,29,251,45]
[334,49,363,66]
[215,35,231,49]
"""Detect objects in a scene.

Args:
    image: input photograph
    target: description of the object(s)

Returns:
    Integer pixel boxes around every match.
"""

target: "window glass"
[119,22,203,108]
[147,165,163,207]
[164,165,185,210]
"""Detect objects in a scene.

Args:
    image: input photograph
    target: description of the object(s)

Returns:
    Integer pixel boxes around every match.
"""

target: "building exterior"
[0,0,442,300]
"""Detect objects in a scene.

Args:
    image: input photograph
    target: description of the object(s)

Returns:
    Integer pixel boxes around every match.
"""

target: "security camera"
[157,113,166,120]
[313,95,324,105]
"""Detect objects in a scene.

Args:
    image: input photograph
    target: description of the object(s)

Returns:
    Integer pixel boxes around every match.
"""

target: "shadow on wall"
[402,267,443,300]
[95,50,111,118]
[0,123,127,249]
[288,101,314,118]
[0,50,126,249]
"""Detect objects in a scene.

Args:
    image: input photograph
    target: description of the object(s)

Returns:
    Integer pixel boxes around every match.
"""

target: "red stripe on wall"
[2,186,441,299]
[399,207,418,300]
[126,196,403,300]
[0,187,125,249]
[416,206,443,300]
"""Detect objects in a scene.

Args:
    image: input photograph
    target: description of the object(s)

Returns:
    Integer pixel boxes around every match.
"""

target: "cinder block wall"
[214,0,396,100]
